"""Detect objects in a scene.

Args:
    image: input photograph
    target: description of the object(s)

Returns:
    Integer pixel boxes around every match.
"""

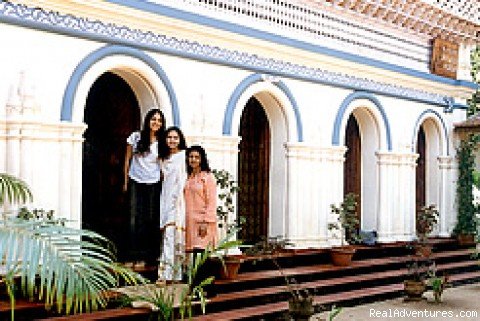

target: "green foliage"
[454,134,480,236]
[416,204,439,242]
[328,193,361,246]
[0,175,145,319]
[467,45,479,116]
[327,305,343,321]
[0,216,146,317]
[427,263,448,303]
[0,173,33,207]
[123,235,240,320]
[212,169,243,235]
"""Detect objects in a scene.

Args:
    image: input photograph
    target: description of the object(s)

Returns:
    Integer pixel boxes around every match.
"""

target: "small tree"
[212,169,242,236]
[328,193,361,246]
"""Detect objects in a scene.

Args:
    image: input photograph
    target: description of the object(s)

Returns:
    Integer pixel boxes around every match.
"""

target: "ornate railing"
[155,0,431,71]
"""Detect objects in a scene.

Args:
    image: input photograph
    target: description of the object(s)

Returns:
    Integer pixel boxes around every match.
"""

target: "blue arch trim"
[412,109,449,156]
[332,91,392,151]
[222,74,303,142]
[61,44,180,125]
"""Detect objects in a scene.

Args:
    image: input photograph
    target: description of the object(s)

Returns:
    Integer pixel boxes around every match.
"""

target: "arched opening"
[82,71,140,261]
[416,126,426,212]
[238,97,271,244]
[344,114,362,221]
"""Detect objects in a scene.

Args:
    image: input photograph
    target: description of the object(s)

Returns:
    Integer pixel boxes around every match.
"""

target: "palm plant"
[0,173,33,209]
[0,174,145,320]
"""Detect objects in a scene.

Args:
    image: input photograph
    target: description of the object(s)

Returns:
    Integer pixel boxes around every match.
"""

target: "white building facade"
[1,0,478,249]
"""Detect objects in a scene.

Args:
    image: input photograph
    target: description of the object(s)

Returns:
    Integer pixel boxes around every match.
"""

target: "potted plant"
[328,193,361,266]
[415,204,439,257]
[404,256,428,301]
[212,169,245,280]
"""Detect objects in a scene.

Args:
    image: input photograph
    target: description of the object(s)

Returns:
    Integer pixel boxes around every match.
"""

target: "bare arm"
[123,144,133,192]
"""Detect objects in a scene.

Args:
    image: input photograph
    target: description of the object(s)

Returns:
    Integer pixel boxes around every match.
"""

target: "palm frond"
[0,217,146,314]
[0,173,33,206]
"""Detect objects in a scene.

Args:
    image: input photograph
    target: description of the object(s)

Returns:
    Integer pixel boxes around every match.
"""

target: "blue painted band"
[61,45,180,126]
[107,0,477,90]
[223,74,304,142]
[412,109,449,155]
[333,91,392,151]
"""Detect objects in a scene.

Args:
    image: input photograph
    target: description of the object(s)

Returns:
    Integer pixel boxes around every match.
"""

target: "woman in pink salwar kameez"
[184,145,217,252]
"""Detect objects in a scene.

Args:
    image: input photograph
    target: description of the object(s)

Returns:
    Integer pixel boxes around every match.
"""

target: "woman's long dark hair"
[158,126,187,160]
[186,145,211,176]
[135,108,166,154]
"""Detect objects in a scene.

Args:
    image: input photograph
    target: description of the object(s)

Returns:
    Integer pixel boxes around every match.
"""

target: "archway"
[416,126,426,212]
[238,97,271,244]
[344,114,362,221]
[82,72,140,261]
[341,107,382,232]
[414,118,443,212]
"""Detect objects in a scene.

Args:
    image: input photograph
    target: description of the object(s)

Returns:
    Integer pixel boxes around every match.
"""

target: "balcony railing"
[154,0,431,71]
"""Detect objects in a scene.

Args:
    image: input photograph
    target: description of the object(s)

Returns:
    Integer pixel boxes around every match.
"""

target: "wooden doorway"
[344,115,361,220]
[238,97,270,244]
[416,126,426,213]
[82,71,140,261]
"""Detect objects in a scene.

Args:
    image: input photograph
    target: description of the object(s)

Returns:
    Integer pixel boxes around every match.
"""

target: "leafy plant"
[122,234,240,320]
[416,204,439,243]
[212,169,243,236]
[244,236,291,256]
[427,263,448,303]
[405,257,428,283]
[328,193,361,246]
[454,135,480,236]
[0,173,32,209]
[467,45,479,116]
[0,174,145,320]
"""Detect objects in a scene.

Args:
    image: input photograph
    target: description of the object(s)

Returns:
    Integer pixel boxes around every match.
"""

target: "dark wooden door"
[82,72,140,261]
[344,115,361,220]
[416,126,426,214]
[238,97,270,244]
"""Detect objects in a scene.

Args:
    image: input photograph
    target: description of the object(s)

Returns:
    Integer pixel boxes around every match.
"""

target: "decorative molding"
[0,1,471,113]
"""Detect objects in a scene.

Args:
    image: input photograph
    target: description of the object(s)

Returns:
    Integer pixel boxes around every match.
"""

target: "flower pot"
[404,280,426,301]
[457,234,475,246]
[288,296,314,321]
[330,247,356,266]
[219,256,243,280]
[415,244,432,258]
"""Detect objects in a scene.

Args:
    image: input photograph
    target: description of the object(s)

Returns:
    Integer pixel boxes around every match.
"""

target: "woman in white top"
[123,108,165,267]
[157,126,187,282]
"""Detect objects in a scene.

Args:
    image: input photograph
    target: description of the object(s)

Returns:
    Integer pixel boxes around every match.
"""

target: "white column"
[284,143,346,248]
[403,153,418,241]
[437,155,455,237]
[186,135,240,176]
[70,124,86,227]
[376,151,394,243]
[376,152,418,243]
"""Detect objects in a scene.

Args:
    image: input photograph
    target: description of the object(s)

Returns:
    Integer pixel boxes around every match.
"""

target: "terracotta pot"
[415,244,432,258]
[219,257,243,280]
[457,234,476,246]
[404,280,426,301]
[330,247,356,266]
[288,296,314,321]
